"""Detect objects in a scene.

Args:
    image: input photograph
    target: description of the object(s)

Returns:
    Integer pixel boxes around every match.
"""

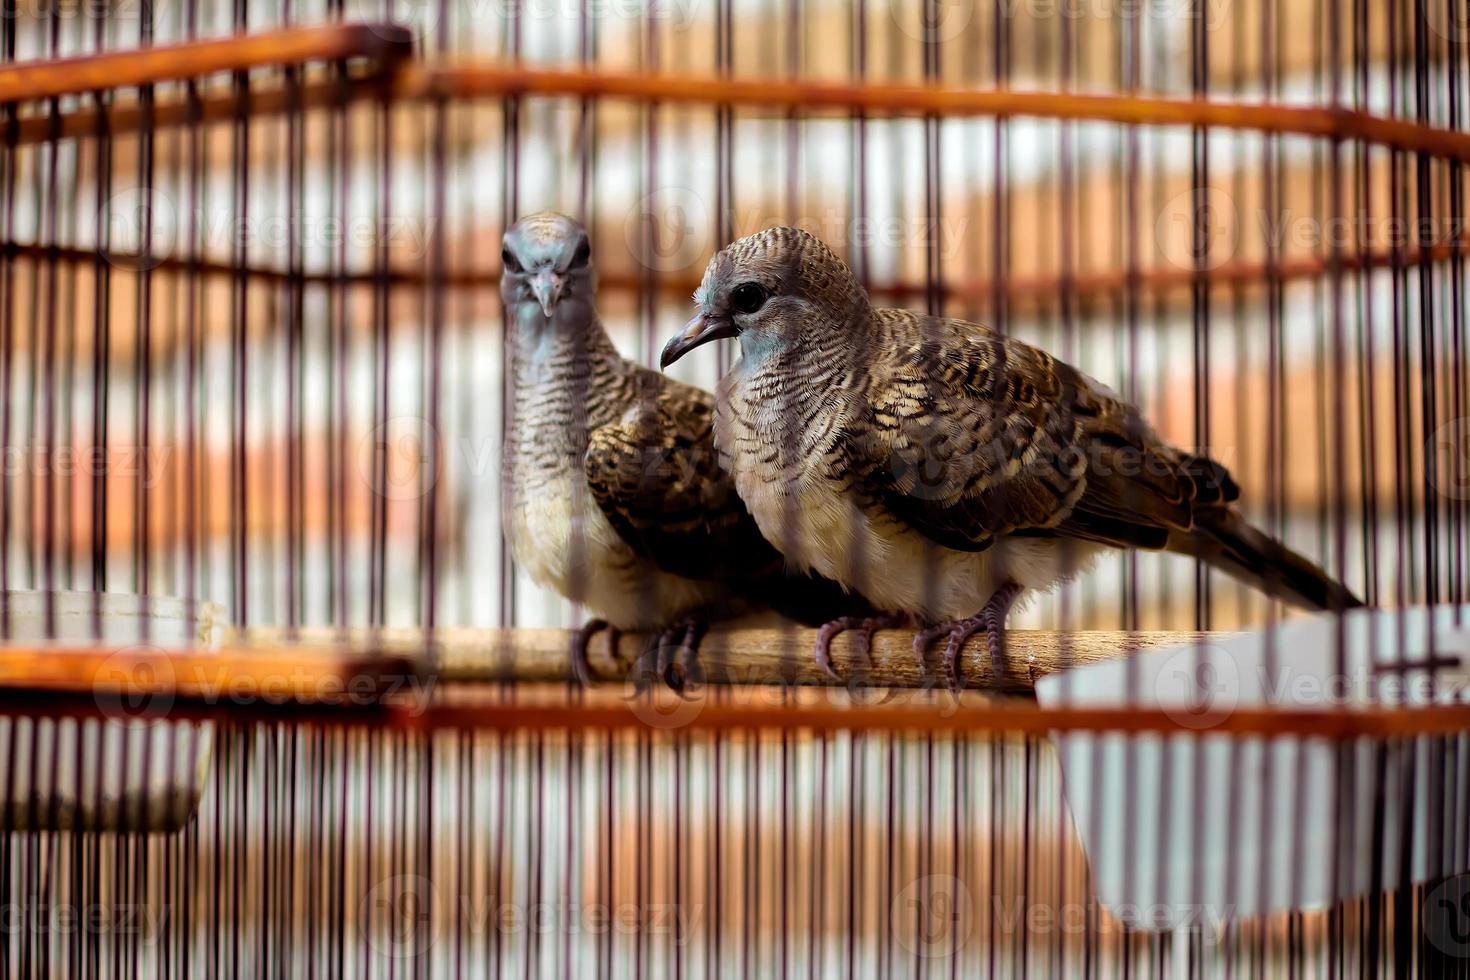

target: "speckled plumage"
[502,213,868,631]
[667,226,1360,623]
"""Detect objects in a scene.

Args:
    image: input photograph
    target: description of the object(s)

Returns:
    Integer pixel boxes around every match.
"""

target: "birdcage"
[0,0,1464,976]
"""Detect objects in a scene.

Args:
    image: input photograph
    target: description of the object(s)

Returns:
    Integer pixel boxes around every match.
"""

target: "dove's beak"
[660,312,736,369]
[529,270,565,318]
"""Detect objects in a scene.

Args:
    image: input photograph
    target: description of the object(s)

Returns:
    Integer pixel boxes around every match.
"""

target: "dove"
[501,213,875,685]
[661,226,1362,689]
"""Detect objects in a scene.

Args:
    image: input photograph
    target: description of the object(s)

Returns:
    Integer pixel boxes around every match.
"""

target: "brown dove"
[661,226,1362,689]
[502,213,874,685]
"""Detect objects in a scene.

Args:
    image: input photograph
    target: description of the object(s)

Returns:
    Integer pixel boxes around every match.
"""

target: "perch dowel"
[0,630,1466,739]
[0,627,1188,699]
[223,625,1208,694]
[0,644,423,702]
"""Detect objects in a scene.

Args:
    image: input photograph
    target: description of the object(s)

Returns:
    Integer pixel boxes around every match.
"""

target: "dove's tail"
[1168,509,1364,612]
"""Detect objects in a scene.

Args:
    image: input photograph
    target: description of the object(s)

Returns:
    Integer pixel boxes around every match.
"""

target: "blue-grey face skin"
[661,251,793,370]
[499,212,596,339]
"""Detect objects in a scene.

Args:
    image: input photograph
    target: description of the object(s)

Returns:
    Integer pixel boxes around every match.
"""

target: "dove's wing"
[847,309,1237,554]
[583,371,784,583]
[585,369,876,622]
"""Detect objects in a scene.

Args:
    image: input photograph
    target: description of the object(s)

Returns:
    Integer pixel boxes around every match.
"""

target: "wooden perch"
[0,628,1468,739]
[224,625,1202,695]
[0,643,423,703]
[0,625,1181,702]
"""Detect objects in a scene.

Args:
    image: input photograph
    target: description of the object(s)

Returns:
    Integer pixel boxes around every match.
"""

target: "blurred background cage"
[0,0,1464,976]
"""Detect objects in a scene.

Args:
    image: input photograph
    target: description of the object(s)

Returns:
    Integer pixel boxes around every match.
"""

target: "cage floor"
[0,721,1450,978]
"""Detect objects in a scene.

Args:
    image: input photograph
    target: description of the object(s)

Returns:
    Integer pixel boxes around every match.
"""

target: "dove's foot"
[978,582,1023,677]
[642,617,708,694]
[813,614,911,681]
[569,619,621,685]
[912,582,1023,692]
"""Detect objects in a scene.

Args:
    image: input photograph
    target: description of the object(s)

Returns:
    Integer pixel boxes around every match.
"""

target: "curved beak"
[529,269,565,317]
[660,312,736,369]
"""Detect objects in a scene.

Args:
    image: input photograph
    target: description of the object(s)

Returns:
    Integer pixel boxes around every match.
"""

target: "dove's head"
[500,211,595,325]
[660,226,869,370]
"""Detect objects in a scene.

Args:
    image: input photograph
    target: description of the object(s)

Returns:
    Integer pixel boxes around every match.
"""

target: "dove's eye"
[568,239,591,269]
[501,247,523,273]
[730,283,770,315]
